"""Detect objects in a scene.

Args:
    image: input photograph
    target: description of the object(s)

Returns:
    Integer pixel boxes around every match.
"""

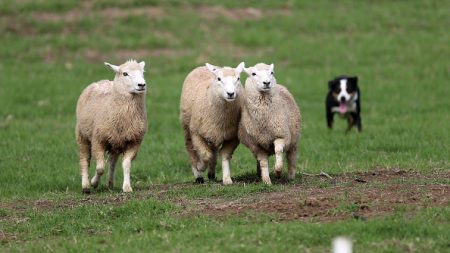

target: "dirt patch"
[197,6,262,20]
[83,48,188,63]
[30,6,166,23]
[0,170,448,223]
[100,7,165,19]
[1,17,37,37]
[195,6,291,21]
[181,169,450,222]
[0,231,18,244]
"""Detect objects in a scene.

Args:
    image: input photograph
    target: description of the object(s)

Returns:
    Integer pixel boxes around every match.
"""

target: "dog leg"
[346,115,355,133]
[355,114,362,132]
[326,109,334,129]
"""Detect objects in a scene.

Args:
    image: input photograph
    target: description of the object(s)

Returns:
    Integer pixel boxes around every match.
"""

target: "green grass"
[0,0,449,252]
[2,201,450,252]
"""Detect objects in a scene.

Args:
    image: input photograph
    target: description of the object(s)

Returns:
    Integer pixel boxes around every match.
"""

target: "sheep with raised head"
[180,62,245,185]
[75,59,147,193]
[238,63,301,185]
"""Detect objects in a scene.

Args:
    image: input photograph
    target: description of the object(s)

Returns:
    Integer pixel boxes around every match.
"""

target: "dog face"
[328,76,358,114]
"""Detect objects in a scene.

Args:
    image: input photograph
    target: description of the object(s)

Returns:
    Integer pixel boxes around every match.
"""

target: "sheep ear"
[244,67,252,76]
[235,62,245,74]
[104,62,120,73]
[205,63,218,74]
[269,63,275,72]
[139,61,145,71]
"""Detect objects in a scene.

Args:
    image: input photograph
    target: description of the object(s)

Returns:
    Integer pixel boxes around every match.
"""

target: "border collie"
[326,76,361,132]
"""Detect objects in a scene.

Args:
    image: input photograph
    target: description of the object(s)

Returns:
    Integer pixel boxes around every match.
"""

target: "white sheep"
[180,62,245,185]
[75,60,148,193]
[238,63,301,185]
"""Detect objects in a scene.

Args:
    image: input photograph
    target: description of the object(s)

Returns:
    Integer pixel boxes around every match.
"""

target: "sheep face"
[105,60,147,94]
[206,62,245,102]
[244,63,276,92]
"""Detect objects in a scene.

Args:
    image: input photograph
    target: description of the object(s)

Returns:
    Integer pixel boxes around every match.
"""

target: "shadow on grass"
[77,172,296,196]
[233,171,292,185]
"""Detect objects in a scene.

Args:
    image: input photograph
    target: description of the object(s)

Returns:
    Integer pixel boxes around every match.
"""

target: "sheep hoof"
[262,176,272,185]
[274,170,282,178]
[91,175,100,188]
[222,177,233,185]
[96,169,104,176]
[91,181,99,189]
[82,188,91,194]
[122,184,133,193]
[195,177,204,184]
[288,172,295,180]
[208,173,216,181]
[108,181,114,189]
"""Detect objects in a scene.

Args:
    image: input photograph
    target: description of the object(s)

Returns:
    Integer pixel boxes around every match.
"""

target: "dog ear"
[348,76,358,85]
[328,80,336,91]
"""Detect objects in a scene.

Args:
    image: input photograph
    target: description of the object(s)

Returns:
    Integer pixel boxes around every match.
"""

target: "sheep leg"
[220,138,239,185]
[244,142,262,178]
[192,162,205,183]
[256,160,261,177]
[122,143,141,193]
[257,153,271,185]
[90,140,106,189]
[208,150,217,181]
[191,134,213,183]
[183,127,200,174]
[78,138,91,194]
[273,139,285,178]
[108,152,119,189]
[184,129,204,183]
[286,147,297,180]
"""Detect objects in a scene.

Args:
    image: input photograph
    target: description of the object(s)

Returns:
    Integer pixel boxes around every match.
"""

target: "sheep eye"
[217,77,221,81]
[237,77,240,81]
[123,72,129,76]
[252,73,256,76]
[271,72,274,75]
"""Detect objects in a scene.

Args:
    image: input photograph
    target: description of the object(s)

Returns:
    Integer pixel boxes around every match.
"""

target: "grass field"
[0,0,449,252]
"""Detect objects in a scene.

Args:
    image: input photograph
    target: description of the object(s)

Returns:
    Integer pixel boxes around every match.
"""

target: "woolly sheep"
[75,60,148,193]
[238,63,301,185]
[180,62,245,185]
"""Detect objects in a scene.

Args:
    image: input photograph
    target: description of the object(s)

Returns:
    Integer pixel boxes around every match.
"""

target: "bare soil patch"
[83,48,188,63]
[0,232,17,245]
[30,6,165,23]
[2,6,164,38]
[0,170,448,223]
[195,6,291,20]
[180,169,450,222]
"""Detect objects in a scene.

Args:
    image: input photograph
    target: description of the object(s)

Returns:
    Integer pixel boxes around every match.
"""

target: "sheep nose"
[263,81,271,87]
[227,92,235,97]
[138,83,146,87]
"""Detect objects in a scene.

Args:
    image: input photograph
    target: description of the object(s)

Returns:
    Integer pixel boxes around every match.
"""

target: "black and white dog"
[326,76,361,132]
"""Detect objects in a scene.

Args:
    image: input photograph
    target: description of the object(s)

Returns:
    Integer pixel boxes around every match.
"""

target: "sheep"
[180,62,245,185]
[75,59,148,193]
[238,63,301,185]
